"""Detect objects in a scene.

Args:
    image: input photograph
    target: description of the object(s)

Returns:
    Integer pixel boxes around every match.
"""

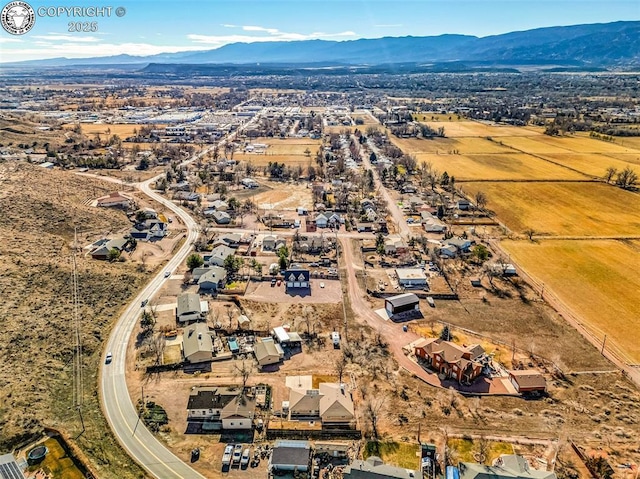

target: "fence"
[266,428,362,440]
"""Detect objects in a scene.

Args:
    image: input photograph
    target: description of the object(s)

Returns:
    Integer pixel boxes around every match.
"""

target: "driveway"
[245,279,342,304]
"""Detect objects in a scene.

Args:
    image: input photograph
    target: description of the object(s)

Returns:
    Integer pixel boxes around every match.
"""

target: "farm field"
[420,153,588,181]
[540,152,640,177]
[462,181,640,236]
[392,136,512,155]
[63,123,153,138]
[499,135,640,155]
[410,119,542,137]
[502,239,640,363]
[234,137,321,167]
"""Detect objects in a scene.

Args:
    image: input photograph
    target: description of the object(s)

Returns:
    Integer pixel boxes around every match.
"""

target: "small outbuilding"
[385,293,420,316]
[395,268,428,288]
[269,440,312,473]
[508,370,547,394]
[254,337,284,368]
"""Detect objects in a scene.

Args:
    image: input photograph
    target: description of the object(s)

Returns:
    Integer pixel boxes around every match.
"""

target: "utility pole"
[601,335,607,355]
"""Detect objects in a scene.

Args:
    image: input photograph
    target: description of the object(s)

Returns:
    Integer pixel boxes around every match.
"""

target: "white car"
[164,271,171,278]
[105,352,113,364]
[320,282,325,288]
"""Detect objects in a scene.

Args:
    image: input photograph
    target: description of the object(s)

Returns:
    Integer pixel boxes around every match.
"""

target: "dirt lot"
[0,163,147,478]
[248,180,314,211]
[245,279,342,304]
[233,137,322,168]
[502,239,640,364]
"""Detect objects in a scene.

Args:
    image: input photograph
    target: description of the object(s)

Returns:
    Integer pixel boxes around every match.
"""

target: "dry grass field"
[0,163,146,478]
[63,123,150,138]
[234,137,321,167]
[540,153,640,177]
[502,239,640,364]
[410,120,541,138]
[463,182,640,236]
[422,153,588,181]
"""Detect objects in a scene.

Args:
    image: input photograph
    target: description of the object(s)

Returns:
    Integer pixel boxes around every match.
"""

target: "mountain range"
[7,21,640,69]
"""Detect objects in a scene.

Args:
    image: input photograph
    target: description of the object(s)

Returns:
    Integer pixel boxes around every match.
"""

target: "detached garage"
[385,293,420,315]
[269,440,312,473]
[508,370,547,394]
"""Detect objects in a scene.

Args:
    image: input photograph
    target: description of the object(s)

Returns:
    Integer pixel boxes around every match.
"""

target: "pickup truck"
[221,445,233,467]
[232,444,243,465]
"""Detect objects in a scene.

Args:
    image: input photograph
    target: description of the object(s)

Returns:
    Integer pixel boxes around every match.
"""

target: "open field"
[447,438,513,464]
[63,123,151,138]
[364,441,420,469]
[410,120,542,138]
[540,152,640,177]
[419,153,588,181]
[502,239,640,363]
[500,135,640,155]
[249,180,313,210]
[462,182,640,236]
[0,163,146,478]
[233,137,321,167]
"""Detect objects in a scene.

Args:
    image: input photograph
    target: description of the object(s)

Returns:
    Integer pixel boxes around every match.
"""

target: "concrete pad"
[375,308,391,321]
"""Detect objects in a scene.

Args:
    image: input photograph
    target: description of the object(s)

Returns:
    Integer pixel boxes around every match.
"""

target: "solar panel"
[0,460,24,479]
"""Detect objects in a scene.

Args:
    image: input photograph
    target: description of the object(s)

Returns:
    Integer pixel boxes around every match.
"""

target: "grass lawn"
[312,374,337,389]
[26,438,85,479]
[502,239,640,363]
[448,438,513,464]
[462,182,640,236]
[364,441,420,470]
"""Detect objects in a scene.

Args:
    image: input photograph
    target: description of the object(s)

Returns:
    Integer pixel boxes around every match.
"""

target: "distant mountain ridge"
[6,21,640,68]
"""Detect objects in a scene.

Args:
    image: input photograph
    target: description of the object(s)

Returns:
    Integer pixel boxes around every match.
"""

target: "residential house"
[208,245,235,266]
[283,267,311,291]
[262,235,277,251]
[213,211,231,224]
[130,219,168,241]
[445,238,473,253]
[182,323,214,364]
[272,326,303,346]
[401,184,417,194]
[438,244,458,258]
[356,222,374,233]
[210,199,229,211]
[385,293,420,316]
[254,338,284,368]
[221,394,256,430]
[458,455,557,479]
[288,383,355,426]
[343,456,419,479]
[215,233,242,248]
[198,266,228,292]
[176,293,205,323]
[508,370,547,394]
[384,236,408,255]
[96,191,132,209]
[327,213,343,228]
[364,209,378,222]
[315,213,329,228]
[91,237,128,260]
[241,178,259,188]
[413,338,484,384]
[457,199,472,210]
[395,268,428,288]
[421,211,447,233]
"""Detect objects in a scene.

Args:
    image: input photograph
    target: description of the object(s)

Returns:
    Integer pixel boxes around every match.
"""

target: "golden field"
[463,181,640,236]
[423,153,588,181]
[233,137,322,167]
[502,239,640,363]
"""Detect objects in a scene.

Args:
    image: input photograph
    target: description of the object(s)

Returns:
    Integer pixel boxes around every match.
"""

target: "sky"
[0,0,638,63]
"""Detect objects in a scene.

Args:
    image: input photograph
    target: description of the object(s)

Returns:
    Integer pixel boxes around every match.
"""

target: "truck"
[222,444,233,467]
[331,332,340,349]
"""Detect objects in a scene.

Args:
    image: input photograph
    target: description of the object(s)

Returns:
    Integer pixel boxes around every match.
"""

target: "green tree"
[223,254,243,275]
[140,310,155,332]
[186,253,204,270]
[472,244,489,262]
[375,233,385,255]
[107,248,121,262]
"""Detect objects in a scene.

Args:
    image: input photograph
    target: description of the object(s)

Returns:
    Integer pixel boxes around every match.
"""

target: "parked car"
[232,444,243,464]
[277,279,281,286]
[309,262,319,267]
[141,299,148,307]
[241,448,250,468]
[105,352,113,364]
[320,282,325,288]
[271,278,277,287]
[222,444,233,467]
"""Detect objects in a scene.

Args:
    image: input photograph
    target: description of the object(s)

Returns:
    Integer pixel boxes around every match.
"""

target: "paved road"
[100,174,204,479]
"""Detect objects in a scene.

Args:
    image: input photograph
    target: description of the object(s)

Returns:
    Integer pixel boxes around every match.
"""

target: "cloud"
[0,37,22,43]
[33,34,100,42]
[188,26,357,47]
[0,42,206,62]
[221,24,237,28]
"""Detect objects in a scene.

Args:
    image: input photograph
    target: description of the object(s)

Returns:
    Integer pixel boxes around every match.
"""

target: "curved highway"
[100,176,204,479]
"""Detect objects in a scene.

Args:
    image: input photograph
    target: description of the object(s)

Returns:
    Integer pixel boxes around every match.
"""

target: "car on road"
[309,262,319,267]
[164,271,171,278]
[141,299,148,308]
[320,282,325,288]
[105,352,113,364]
[232,444,243,465]
[402,325,408,332]
[240,448,250,468]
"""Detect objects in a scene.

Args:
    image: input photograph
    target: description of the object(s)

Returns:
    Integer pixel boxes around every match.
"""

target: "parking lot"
[245,279,343,304]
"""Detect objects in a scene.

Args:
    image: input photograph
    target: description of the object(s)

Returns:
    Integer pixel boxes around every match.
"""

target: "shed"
[254,338,284,367]
[508,370,547,393]
[269,440,311,473]
[385,293,420,315]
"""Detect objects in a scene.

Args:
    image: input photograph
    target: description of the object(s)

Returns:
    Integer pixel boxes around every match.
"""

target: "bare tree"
[477,435,489,464]
[233,360,255,390]
[335,355,347,384]
[364,397,385,440]
[474,191,487,211]
[151,332,165,365]
[225,305,235,330]
[523,228,536,241]
[604,166,617,183]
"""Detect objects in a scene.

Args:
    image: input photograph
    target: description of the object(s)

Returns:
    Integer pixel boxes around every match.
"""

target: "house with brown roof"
[414,338,484,384]
[287,382,355,427]
[508,370,547,394]
[95,191,133,209]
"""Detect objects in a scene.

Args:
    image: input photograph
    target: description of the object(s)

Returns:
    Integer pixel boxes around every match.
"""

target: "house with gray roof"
[208,245,235,266]
[182,323,214,364]
[176,293,204,323]
[198,266,228,292]
[343,456,418,479]
[458,455,556,479]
